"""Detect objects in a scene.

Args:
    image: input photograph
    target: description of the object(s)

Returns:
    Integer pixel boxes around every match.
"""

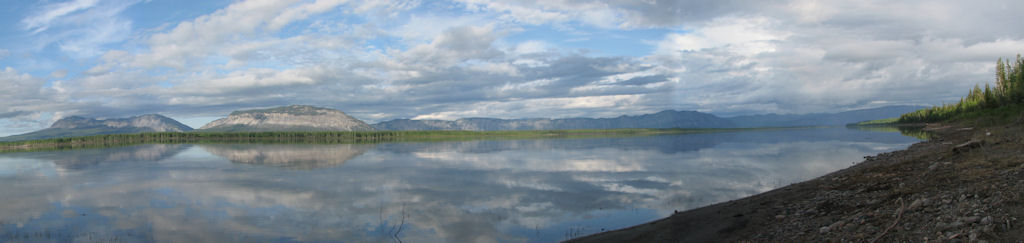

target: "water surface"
[0,127,918,242]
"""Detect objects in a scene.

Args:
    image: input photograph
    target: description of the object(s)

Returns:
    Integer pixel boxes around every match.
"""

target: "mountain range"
[0,114,192,142]
[0,105,926,141]
[372,106,925,131]
[724,105,925,128]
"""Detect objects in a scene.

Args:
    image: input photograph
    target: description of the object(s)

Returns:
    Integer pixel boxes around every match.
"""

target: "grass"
[849,117,900,126]
[0,128,770,153]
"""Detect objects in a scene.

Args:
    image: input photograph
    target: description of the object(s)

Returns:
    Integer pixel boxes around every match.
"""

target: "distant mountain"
[199,105,374,132]
[373,106,926,131]
[372,110,736,131]
[0,114,192,142]
[0,105,925,141]
[725,105,926,128]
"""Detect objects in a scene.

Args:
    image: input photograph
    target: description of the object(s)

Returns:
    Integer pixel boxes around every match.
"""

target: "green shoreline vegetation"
[848,117,899,126]
[0,128,770,153]
[850,54,1024,127]
[899,54,1024,123]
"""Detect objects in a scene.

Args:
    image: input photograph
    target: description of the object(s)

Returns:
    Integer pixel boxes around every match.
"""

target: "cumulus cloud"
[5,0,1024,134]
[512,40,550,55]
[133,0,301,69]
[0,67,47,107]
[392,25,504,71]
[658,17,788,55]
[0,68,61,135]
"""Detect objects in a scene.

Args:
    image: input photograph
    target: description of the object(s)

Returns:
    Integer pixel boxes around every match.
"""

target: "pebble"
[981,216,993,225]
[828,220,845,231]
[842,223,858,232]
[863,224,878,233]
[937,221,963,230]
[819,226,830,234]
[775,214,786,220]
[962,216,980,224]
[909,198,930,211]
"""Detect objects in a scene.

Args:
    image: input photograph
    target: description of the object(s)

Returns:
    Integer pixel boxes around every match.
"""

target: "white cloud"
[497,78,556,94]
[658,17,788,55]
[21,0,99,34]
[10,0,1024,130]
[635,1,1024,115]
[467,61,519,76]
[392,14,487,44]
[513,40,549,55]
[919,38,1024,63]
[458,0,570,26]
[454,0,773,29]
[0,67,58,135]
[50,70,69,79]
[785,0,839,23]
[21,0,137,58]
[0,67,45,103]
[134,0,296,68]
[200,68,320,90]
[268,0,348,30]
[411,94,644,120]
[388,25,504,71]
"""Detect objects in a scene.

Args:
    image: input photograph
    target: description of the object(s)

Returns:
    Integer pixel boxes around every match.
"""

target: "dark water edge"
[0,127,919,242]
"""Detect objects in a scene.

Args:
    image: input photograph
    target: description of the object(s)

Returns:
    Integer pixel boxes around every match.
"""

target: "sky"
[2,0,1024,136]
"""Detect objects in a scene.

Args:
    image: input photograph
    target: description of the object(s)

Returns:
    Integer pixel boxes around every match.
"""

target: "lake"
[0,127,919,242]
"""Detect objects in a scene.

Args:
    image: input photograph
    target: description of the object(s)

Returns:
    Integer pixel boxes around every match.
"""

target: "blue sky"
[3,0,1024,136]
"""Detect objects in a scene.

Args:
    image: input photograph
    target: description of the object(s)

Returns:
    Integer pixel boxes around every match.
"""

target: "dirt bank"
[570,122,1024,242]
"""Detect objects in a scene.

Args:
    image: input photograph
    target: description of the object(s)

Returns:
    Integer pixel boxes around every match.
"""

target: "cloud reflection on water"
[0,128,918,242]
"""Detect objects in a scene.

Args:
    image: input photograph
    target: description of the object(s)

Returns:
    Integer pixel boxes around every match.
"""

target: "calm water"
[0,128,918,242]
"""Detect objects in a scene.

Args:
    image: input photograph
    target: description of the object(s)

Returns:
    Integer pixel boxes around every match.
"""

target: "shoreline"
[569,122,1024,242]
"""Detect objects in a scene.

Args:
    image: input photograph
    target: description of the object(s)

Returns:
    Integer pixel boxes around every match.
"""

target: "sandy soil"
[569,122,1024,242]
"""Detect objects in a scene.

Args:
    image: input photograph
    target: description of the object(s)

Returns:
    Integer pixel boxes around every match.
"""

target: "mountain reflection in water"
[0,127,919,242]
[200,144,372,170]
[45,144,188,170]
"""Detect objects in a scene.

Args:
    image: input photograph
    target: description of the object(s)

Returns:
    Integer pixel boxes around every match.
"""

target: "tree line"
[899,54,1024,123]
[1,128,706,152]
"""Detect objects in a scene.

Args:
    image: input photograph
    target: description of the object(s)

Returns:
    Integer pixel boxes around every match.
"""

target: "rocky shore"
[570,121,1024,242]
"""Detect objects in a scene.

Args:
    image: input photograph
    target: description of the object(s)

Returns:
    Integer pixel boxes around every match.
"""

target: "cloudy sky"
[1,0,1024,135]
